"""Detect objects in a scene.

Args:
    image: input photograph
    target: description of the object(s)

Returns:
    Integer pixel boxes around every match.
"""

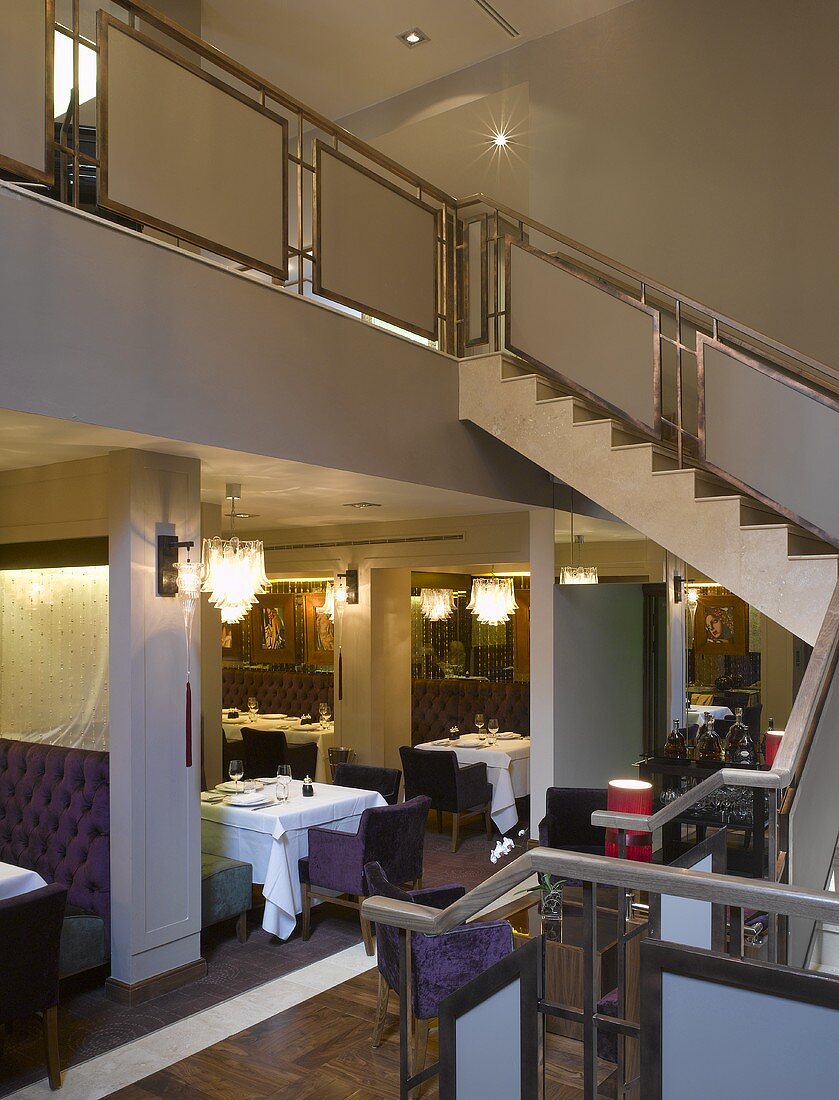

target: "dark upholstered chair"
[299,796,430,954]
[201,853,252,943]
[400,746,492,853]
[364,862,513,1073]
[744,704,763,738]
[222,667,333,716]
[411,678,530,744]
[333,763,402,805]
[539,787,607,855]
[241,728,319,782]
[0,739,110,977]
[0,883,67,1089]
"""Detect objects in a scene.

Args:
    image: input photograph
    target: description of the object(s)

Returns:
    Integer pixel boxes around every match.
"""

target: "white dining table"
[687,705,733,727]
[0,861,47,901]
[416,736,530,834]
[200,780,386,939]
[222,712,335,784]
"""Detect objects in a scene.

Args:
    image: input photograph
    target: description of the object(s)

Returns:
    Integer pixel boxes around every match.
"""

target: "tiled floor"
[0,820,508,1098]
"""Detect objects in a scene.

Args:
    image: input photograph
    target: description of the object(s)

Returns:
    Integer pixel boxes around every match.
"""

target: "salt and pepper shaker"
[302,775,314,797]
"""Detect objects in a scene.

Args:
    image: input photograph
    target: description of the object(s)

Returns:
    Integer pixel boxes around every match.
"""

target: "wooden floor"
[110,968,615,1099]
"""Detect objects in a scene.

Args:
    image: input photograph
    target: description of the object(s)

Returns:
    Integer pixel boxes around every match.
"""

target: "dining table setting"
[222,708,336,783]
[416,730,530,834]
[201,776,386,939]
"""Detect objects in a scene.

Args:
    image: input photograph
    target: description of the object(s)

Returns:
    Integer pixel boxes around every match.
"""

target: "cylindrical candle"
[764,730,784,768]
[605,779,654,861]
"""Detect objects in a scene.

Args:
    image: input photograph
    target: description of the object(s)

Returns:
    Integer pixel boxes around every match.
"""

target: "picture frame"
[304,591,334,666]
[694,592,749,656]
[249,592,297,665]
[220,618,244,661]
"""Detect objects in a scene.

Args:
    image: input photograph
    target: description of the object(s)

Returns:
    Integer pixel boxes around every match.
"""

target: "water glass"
[318,702,330,728]
[487,718,499,745]
[247,696,259,720]
[276,764,292,803]
[229,759,244,793]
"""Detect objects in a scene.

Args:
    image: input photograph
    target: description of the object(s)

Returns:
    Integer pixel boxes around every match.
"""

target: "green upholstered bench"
[59,905,107,977]
[201,853,252,943]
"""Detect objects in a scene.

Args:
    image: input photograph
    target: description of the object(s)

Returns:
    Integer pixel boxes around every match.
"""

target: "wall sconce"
[338,568,359,606]
[673,573,684,604]
[157,535,195,597]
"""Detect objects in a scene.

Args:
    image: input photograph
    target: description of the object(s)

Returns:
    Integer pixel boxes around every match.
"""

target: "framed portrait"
[304,591,334,666]
[250,592,297,664]
[694,593,748,656]
[220,618,244,661]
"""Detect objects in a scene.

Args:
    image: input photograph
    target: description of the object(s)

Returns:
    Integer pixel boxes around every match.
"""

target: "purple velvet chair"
[240,727,318,781]
[400,745,492,853]
[364,861,514,1074]
[299,796,430,954]
[0,739,110,976]
[0,882,67,1089]
[333,762,401,805]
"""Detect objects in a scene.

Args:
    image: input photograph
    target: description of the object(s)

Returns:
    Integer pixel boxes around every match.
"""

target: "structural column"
[200,501,223,789]
[107,449,204,1000]
[529,507,557,838]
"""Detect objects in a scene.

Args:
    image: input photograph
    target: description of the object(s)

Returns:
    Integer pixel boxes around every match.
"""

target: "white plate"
[261,713,288,720]
[456,737,482,747]
[224,795,273,808]
[215,780,263,794]
[256,776,279,785]
[498,732,521,740]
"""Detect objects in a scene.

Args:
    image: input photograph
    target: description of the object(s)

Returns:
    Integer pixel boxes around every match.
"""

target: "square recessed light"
[344,501,381,510]
[398,27,429,48]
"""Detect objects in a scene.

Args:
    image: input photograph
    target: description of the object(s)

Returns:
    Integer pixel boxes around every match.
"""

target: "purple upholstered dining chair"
[299,796,430,954]
[364,861,514,1075]
[400,745,492,853]
[0,882,67,1090]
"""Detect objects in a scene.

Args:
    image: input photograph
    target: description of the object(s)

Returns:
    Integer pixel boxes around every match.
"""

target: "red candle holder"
[605,779,654,862]
[764,730,784,768]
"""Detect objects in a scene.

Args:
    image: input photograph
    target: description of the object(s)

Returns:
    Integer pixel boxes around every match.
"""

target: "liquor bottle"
[727,707,758,765]
[664,719,687,759]
[696,714,724,762]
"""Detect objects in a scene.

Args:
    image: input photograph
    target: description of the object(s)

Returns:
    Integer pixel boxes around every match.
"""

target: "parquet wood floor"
[109,969,616,1100]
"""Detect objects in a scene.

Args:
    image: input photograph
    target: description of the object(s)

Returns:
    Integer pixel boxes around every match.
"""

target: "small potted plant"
[490,836,566,941]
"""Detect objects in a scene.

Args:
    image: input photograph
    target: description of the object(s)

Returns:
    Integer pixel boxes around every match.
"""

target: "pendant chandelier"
[420,588,456,621]
[560,491,598,585]
[201,484,270,624]
[467,576,517,626]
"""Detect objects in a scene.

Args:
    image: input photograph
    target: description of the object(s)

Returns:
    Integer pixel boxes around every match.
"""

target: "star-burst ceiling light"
[420,588,456,621]
[467,577,517,625]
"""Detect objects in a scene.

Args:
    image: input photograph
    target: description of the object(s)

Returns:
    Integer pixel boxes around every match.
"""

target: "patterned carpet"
[0,816,514,1096]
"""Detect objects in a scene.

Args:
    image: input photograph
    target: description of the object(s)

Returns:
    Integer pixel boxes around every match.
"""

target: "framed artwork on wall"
[220,618,244,661]
[694,592,749,656]
[304,591,334,666]
[250,592,297,664]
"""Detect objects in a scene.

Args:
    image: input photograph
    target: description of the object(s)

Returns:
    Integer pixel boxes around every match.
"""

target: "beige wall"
[343,0,839,369]
[0,456,109,544]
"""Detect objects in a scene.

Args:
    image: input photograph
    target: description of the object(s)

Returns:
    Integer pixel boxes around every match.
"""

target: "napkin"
[226,789,267,806]
[498,731,520,740]
[457,736,482,747]
[200,791,223,803]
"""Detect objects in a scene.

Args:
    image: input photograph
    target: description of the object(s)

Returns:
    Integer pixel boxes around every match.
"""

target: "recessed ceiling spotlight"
[344,501,382,509]
[398,27,429,48]
[232,511,259,519]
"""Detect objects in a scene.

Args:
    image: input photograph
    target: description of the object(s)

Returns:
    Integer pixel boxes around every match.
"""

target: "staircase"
[460,353,838,644]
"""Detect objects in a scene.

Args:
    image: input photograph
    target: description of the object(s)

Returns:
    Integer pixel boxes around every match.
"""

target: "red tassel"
[185,680,193,768]
[338,648,343,702]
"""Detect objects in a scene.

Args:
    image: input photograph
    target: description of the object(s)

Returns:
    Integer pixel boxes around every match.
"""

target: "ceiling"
[0,408,640,540]
[200,0,636,119]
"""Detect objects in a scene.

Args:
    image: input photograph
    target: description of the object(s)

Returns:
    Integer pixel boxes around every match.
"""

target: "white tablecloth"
[201,780,386,939]
[222,714,335,784]
[687,706,733,727]
[416,737,530,834]
[0,861,47,901]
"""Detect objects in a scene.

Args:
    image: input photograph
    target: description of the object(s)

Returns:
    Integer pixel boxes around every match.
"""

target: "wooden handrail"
[591,581,839,833]
[361,846,839,933]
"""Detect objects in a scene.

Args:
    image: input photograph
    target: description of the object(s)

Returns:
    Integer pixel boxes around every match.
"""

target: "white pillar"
[529,507,557,838]
[371,568,413,770]
[107,449,203,1000]
[200,502,223,788]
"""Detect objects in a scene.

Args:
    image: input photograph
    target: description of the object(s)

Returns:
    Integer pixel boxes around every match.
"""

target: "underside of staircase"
[459,353,837,645]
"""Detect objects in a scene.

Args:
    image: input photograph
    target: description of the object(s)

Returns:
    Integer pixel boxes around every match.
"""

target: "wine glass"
[474,713,485,737]
[276,764,292,803]
[487,718,500,745]
[247,696,259,721]
[229,759,244,794]
[318,702,329,728]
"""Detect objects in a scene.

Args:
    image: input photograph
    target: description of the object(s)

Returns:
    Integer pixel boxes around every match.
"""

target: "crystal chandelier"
[560,492,598,584]
[420,588,456,621]
[467,576,517,625]
[201,484,270,624]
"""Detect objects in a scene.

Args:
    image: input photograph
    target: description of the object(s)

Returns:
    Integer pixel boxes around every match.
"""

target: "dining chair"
[539,787,607,855]
[283,739,319,781]
[364,861,513,1076]
[299,796,430,954]
[400,745,492,853]
[241,726,285,777]
[0,883,67,1090]
[333,762,402,805]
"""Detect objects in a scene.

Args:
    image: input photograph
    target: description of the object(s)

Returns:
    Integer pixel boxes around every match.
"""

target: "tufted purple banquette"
[412,679,530,744]
[222,667,333,717]
[0,738,110,948]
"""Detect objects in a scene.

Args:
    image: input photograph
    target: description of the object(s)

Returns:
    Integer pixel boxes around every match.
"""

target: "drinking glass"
[276,764,292,803]
[318,702,329,728]
[474,713,485,736]
[229,759,244,794]
[487,718,500,744]
[247,696,259,720]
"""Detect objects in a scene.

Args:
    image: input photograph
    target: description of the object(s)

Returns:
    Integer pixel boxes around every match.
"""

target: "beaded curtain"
[0,567,109,750]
